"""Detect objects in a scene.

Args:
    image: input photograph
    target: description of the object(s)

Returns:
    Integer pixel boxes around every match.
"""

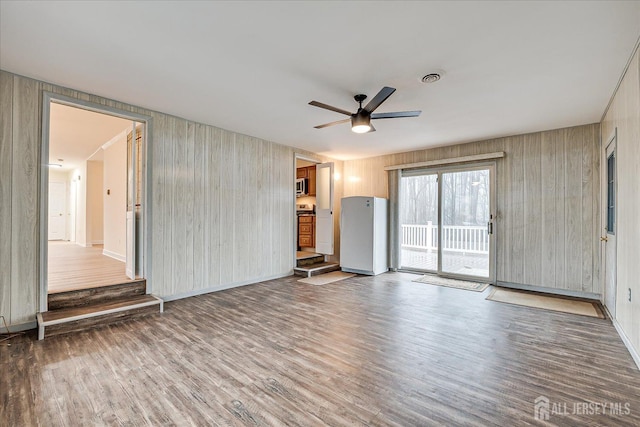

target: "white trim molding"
[612,316,640,371]
[162,272,293,302]
[384,151,505,171]
[103,249,126,262]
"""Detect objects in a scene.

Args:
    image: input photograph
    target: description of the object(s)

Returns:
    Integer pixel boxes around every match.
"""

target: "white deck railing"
[401,222,489,254]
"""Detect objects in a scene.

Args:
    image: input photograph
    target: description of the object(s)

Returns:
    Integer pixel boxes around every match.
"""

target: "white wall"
[86,160,104,244]
[103,131,127,259]
[601,45,640,363]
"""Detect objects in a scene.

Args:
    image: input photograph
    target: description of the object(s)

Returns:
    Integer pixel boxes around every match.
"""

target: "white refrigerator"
[340,196,388,275]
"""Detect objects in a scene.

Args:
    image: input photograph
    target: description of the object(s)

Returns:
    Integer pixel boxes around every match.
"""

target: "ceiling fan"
[309,86,421,133]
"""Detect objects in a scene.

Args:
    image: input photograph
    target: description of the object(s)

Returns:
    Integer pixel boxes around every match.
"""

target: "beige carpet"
[486,288,605,318]
[298,271,356,286]
[412,275,490,292]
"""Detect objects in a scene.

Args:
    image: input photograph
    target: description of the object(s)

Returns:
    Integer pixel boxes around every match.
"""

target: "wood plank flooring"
[2,272,639,426]
[47,241,134,294]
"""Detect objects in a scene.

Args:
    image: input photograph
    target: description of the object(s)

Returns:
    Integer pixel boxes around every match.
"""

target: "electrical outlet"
[628,288,632,302]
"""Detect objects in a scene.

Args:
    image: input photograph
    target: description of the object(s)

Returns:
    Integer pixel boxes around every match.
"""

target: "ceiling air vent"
[421,73,441,83]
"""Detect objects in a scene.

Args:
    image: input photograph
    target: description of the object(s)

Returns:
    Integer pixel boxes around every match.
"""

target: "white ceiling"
[49,103,133,170]
[2,1,639,160]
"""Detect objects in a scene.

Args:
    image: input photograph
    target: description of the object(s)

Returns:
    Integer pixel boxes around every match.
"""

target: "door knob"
[600,236,608,242]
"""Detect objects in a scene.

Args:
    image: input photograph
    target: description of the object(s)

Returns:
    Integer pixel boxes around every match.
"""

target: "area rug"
[298,271,356,286]
[486,288,605,318]
[412,275,490,292]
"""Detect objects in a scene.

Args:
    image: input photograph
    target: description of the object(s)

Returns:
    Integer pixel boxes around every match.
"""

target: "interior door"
[315,162,334,255]
[48,181,66,240]
[125,123,137,279]
[604,138,616,317]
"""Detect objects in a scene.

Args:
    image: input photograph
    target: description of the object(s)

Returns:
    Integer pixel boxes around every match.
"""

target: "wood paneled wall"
[601,46,640,358]
[1,73,40,327]
[0,70,342,328]
[343,124,601,295]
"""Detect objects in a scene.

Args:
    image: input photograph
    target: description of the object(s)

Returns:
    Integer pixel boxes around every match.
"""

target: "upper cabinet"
[297,165,316,196]
[307,165,316,196]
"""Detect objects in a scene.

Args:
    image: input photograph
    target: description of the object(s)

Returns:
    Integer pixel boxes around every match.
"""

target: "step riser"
[309,265,341,277]
[42,305,160,339]
[296,256,325,267]
[294,264,341,277]
[48,280,146,310]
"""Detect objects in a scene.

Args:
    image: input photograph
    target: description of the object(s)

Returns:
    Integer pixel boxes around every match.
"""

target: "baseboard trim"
[161,271,293,302]
[102,249,126,262]
[497,281,601,300]
[0,320,37,333]
[92,240,104,245]
[610,315,640,371]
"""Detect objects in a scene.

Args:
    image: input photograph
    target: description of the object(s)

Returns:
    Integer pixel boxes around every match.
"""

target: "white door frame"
[602,129,617,317]
[39,92,153,313]
[293,153,322,262]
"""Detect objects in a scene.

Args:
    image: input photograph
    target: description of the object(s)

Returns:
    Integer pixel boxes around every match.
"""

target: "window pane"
[607,153,615,234]
[400,174,438,271]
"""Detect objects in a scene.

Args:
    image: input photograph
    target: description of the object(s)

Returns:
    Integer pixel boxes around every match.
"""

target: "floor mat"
[486,287,605,318]
[298,271,356,286]
[412,275,490,292]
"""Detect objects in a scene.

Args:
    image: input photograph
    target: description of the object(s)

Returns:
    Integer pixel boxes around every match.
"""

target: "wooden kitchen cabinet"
[298,215,316,248]
[296,165,317,196]
[307,165,316,196]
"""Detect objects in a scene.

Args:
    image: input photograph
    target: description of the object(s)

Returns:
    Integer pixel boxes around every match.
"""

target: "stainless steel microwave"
[296,178,307,197]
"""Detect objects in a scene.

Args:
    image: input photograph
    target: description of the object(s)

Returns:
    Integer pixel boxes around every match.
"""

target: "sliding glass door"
[441,169,491,278]
[400,164,495,281]
[400,174,439,271]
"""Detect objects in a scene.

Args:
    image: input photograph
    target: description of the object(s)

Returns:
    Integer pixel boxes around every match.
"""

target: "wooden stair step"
[48,280,147,310]
[293,262,340,278]
[37,294,163,340]
[296,255,325,267]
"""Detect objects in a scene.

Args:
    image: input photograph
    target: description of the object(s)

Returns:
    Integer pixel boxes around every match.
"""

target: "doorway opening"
[399,163,496,282]
[293,154,337,277]
[40,94,150,312]
[295,157,320,262]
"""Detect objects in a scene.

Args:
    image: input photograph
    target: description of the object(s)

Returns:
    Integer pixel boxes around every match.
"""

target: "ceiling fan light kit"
[351,94,372,133]
[309,86,421,134]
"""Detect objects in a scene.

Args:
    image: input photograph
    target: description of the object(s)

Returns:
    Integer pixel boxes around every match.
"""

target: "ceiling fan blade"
[363,87,396,113]
[371,110,421,119]
[314,118,351,129]
[368,123,376,132]
[309,101,352,116]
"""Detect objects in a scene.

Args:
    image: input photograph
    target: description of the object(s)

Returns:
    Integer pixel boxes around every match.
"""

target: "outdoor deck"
[400,248,489,278]
[400,223,490,277]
